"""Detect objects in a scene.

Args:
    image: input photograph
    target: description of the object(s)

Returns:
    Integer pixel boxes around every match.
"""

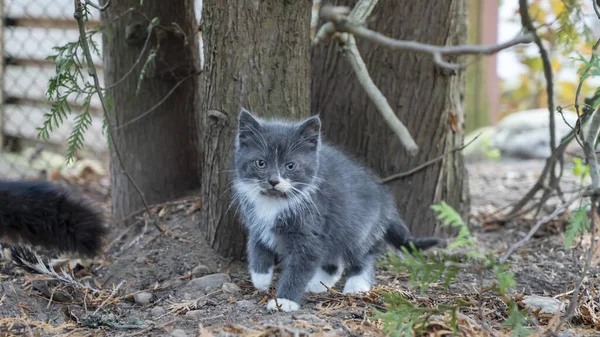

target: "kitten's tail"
[0,180,107,257]
[384,218,443,254]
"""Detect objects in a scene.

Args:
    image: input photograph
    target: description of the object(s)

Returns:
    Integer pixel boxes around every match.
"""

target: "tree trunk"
[199,1,312,258]
[312,0,470,237]
[102,1,201,221]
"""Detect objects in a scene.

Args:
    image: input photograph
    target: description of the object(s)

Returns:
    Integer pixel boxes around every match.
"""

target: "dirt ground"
[1,158,600,337]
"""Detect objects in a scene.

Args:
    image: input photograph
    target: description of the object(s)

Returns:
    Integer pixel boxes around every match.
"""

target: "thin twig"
[73,0,154,222]
[381,132,482,184]
[575,39,600,116]
[593,0,600,19]
[103,30,153,90]
[519,0,556,152]
[320,0,418,155]
[113,71,200,130]
[317,5,534,69]
[554,197,598,331]
[93,280,126,315]
[500,192,583,264]
[85,0,110,11]
[343,35,418,154]
[584,106,600,192]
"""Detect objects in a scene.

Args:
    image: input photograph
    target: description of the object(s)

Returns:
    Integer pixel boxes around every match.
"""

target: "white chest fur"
[234,181,291,250]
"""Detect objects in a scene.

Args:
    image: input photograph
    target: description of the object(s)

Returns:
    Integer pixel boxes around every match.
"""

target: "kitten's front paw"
[343,276,372,294]
[266,298,300,312]
[251,268,273,292]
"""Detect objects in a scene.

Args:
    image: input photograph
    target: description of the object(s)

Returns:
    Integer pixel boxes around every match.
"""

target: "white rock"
[134,292,152,305]
[171,329,188,337]
[521,295,565,318]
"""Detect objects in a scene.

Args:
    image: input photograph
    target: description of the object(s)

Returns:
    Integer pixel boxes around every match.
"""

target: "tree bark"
[199,1,312,258]
[102,1,201,221]
[312,0,470,237]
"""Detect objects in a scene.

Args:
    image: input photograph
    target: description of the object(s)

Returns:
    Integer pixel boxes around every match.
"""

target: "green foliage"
[38,40,97,164]
[503,302,533,337]
[564,203,590,248]
[40,3,158,163]
[374,292,462,337]
[377,202,531,337]
[480,134,502,160]
[571,157,590,181]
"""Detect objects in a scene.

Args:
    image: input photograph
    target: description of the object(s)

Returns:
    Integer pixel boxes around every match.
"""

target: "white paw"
[251,268,273,291]
[305,267,342,293]
[266,298,300,312]
[343,275,372,294]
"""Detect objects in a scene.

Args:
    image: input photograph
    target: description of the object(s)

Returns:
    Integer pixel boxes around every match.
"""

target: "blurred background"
[0,0,598,181]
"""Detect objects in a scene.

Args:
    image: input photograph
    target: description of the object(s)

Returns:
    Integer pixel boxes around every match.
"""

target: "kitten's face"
[234,109,321,199]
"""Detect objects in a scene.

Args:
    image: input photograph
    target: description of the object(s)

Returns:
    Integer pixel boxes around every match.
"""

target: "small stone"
[293,313,325,325]
[150,306,165,317]
[521,295,564,318]
[185,310,203,318]
[235,300,257,310]
[191,264,210,277]
[189,273,231,292]
[134,292,153,305]
[171,329,188,337]
[222,282,241,294]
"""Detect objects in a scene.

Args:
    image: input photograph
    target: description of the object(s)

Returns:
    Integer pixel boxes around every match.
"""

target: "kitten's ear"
[237,108,262,147]
[297,115,321,148]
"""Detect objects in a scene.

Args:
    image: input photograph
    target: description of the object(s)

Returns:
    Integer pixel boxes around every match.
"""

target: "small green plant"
[375,202,532,337]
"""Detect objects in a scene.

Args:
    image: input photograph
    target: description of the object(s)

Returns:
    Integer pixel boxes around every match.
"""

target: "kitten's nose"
[268,177,280,187]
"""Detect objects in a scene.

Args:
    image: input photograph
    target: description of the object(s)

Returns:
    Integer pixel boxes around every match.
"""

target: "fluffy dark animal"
[0,180,106,257]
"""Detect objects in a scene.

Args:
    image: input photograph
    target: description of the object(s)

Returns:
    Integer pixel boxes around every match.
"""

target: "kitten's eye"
[255,159,266,169]
[285,162,296,171]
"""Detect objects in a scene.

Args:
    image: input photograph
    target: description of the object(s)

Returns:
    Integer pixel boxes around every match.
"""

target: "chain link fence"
[1,0,108,181]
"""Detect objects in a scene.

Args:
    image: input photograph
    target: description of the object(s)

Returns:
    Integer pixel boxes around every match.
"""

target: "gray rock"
[150,306,165,317]
[293,313,325,325]
[222,282,241,294]
[185,310,203,318]
[521,295,564,318]
[191,264,211,277]
[134,292,153,305]
[189,273,231,292]
[171,329,188,337]
[235,300,257,310]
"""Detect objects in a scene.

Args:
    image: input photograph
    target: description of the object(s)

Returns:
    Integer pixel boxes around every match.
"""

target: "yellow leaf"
[551,58,562,73]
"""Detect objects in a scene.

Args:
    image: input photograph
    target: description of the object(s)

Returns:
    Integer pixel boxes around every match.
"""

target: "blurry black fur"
[0,180,107,257]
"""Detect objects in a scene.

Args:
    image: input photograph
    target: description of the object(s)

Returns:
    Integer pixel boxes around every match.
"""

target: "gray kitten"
[231,109,441,312]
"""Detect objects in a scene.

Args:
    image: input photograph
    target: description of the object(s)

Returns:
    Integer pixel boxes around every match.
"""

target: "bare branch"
[500,192,583,264]
[318,5,534,69]
[584,106,600,192]
[313,0,419,154]
[519,0,556,152]
[381,132,482,184]
[593,0,600,19]
[575,39,600,116]
[557,198,597,329]
[85,0,110,11]
[114,71,201,130]
[343,35,418,155]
